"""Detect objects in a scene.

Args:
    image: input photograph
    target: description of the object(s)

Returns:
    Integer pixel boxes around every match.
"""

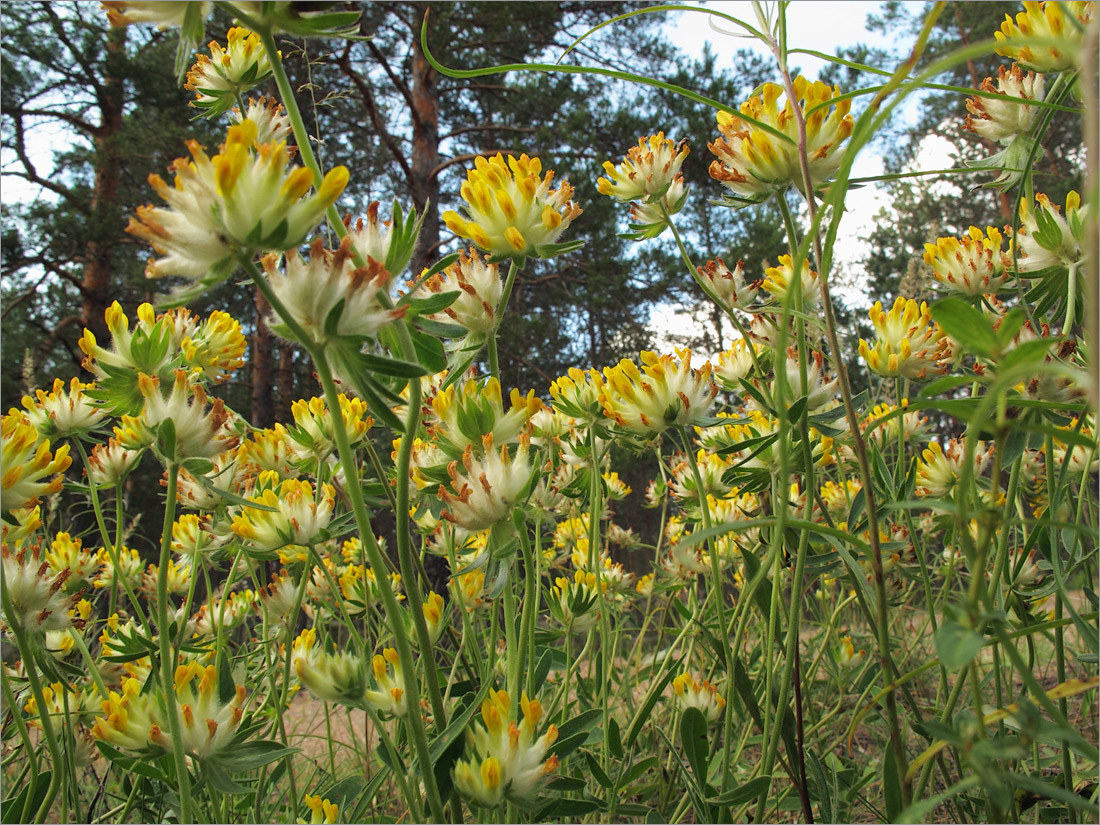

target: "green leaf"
[536,798,602,818]
[1,772,51,823]
[707,775,772,806]
[355,351,429,379]
[883,746,902,822]
[213,740,298,772]
[217,649,236,705]
[680,707,709,791]
[584,751,613,788]
[410,327,448,373]
[404,291,460,315]
[935,619,984,669]
[932,297,998,358]
[555,708,603,741]
[607,717,623,760]
[998,338,1054,371]
[620,756,657,788]
[203,760,250,795]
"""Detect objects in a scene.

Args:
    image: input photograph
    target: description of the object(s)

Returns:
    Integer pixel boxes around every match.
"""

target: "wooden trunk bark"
[81,24,126,344]
[410,8,441,278]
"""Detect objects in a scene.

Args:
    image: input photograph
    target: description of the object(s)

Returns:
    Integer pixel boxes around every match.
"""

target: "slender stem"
[154,463,194,823]
[0,578,63,823]
[242,257,445,821]
[488,260,521,381]
[74,440,148,629]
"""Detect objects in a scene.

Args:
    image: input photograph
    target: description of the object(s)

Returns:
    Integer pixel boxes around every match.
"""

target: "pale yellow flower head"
[127,120,348,300]
[994,1,1096,72]
[1013,191,1088,272]
[924,226,1013,295]
[453,689,559,808]
[599,348,718,436]
[443,153,581,260]
[671,672,726,723]
[598,132,690,202]
[439,434,534,531]
[420,248,503,334]
[697,257,761,311]
[263,234,405,346]
[709,76,853,203]
[1,410,72,512]
[22,378,106,439]
[858,297,951,380]
[965,64,1045,144]
[185,27,275,116]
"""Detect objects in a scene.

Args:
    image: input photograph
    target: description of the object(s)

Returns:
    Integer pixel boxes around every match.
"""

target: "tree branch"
[333,43,414,183]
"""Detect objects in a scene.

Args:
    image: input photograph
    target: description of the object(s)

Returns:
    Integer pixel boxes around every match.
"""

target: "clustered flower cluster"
[2,3,1095,822]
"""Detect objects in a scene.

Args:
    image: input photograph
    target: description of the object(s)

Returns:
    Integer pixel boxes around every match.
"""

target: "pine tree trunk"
[81,24,126,343]
[410,7,440,278]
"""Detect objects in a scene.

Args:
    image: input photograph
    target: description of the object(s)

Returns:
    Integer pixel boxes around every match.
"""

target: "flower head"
[419,248,503,334]
[547,568,604,633]
[1,543,86,633]
[230,96,292,145]
[709,77,853,203]
[2,411,72,512]
[303,794,340,825]
[761,255,821,307]
[599,348,718,436]
[439,435,534,531]
[858,297,951,380]
[599,132,690,202]
[453,689,559,807]
[365,648,407,716]
[287,394,373,463]
[924,226,1013,295]
[443,153,581,260]
[965,64,1046,143]
[671,672,726,722]
[231,475,335,553]
[21,378,106,440]
[427,377,541,457]
[263,235,405,346]
[1013,191,1087,272]
[291,627,369,707]
[127,120,348,300]
[185,27,274,117]
[599,133,690,239]
[697,257,761,312]
[132,369,234,462]
[994,1,1096,72]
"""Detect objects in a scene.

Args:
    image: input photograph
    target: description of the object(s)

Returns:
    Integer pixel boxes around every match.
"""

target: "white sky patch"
[645,0,948,354]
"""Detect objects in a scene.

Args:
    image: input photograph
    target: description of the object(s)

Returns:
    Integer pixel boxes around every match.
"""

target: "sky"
[648,1,950,347]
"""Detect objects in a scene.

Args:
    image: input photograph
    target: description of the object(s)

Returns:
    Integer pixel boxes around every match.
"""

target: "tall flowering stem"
[154,463,195,824]
[749,0,948,805]
[487,260,521,381]
[249,25,448,737]
[0,574,64,823]
[242,257,446,822]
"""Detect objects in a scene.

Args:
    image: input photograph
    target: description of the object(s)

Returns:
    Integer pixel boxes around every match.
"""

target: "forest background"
[0,0,1086,559]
